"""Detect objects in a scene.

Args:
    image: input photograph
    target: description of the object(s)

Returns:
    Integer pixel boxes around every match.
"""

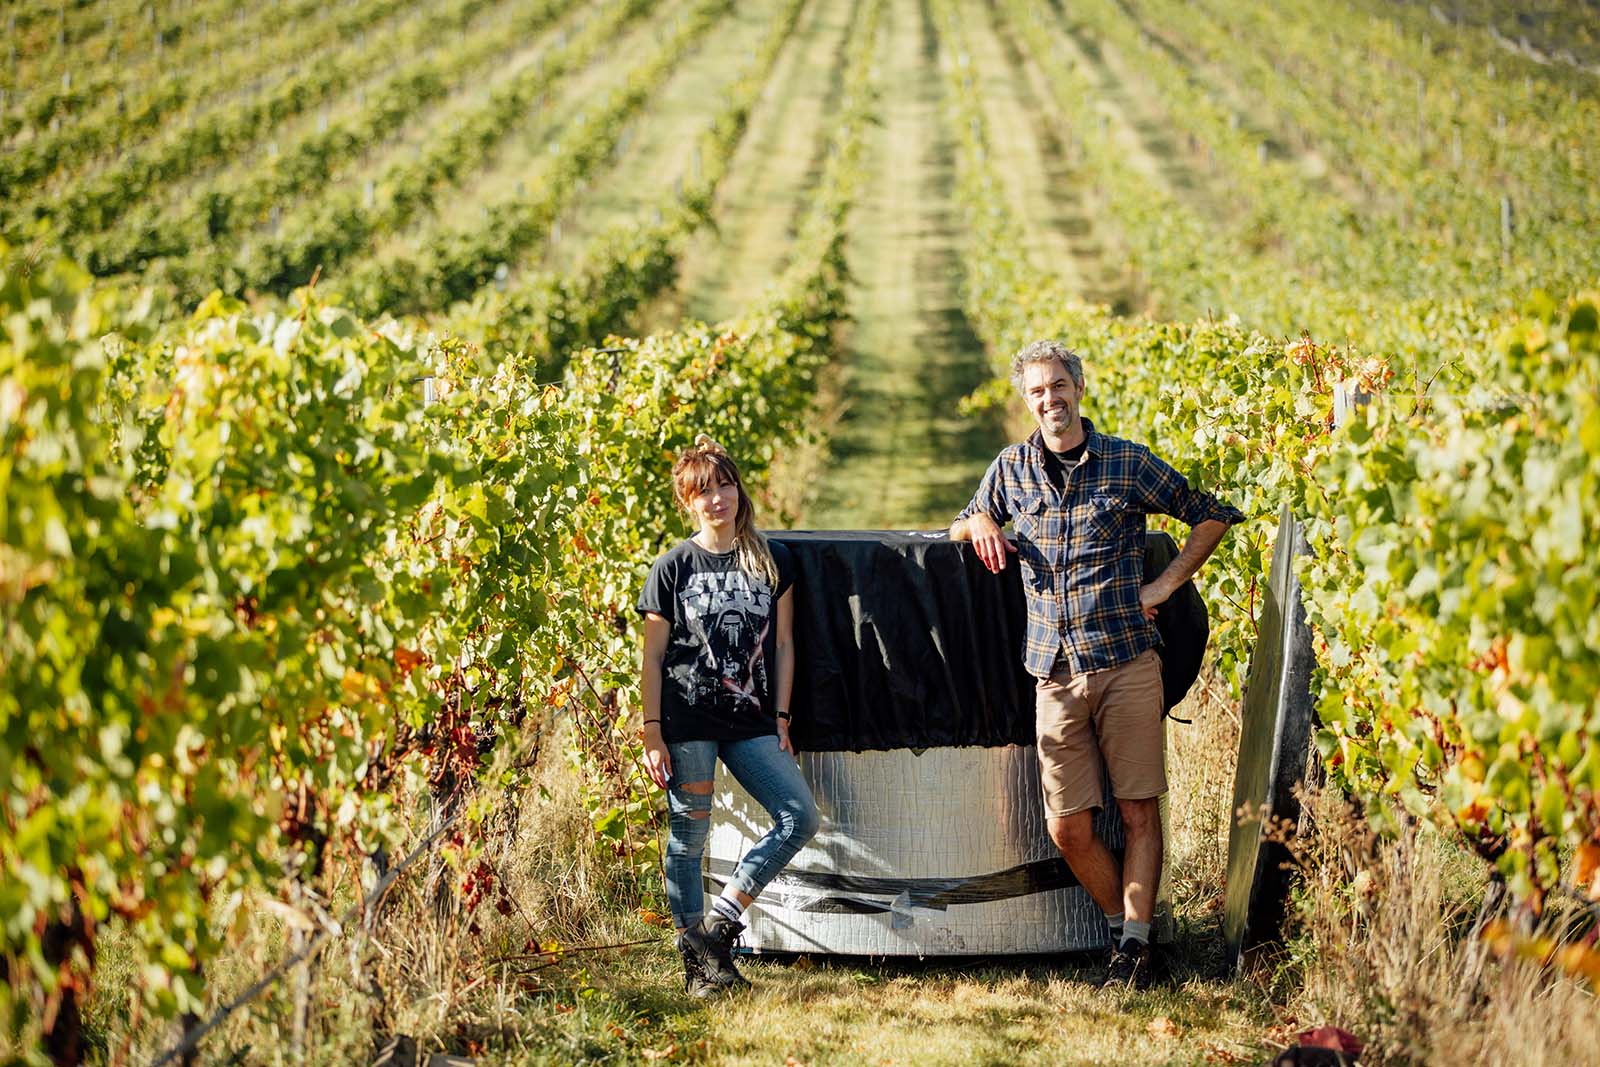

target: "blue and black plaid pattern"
[956,418,1246,680]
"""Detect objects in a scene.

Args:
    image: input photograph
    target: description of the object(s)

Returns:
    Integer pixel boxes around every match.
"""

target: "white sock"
[1122,919,1151,946]
[710,894,744,923]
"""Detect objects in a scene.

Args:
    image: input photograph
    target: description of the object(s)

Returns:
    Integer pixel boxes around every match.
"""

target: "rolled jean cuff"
[728,870,763,899]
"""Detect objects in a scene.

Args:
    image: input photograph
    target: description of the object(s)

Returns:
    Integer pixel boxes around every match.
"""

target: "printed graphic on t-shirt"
[666,570,773,713]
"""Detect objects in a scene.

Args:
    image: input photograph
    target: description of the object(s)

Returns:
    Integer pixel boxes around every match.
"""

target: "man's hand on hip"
[1137,581,1170,620]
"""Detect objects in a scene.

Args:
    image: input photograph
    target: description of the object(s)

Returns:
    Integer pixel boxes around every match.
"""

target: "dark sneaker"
[675,930,722,998]
[1101,939,1154,991]
[696,914,751,989]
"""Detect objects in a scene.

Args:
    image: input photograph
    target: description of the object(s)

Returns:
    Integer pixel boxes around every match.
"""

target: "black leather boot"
[688,913,750,989]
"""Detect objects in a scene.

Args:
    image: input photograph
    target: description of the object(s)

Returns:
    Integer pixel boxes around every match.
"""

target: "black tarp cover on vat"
[772,530,1208,752]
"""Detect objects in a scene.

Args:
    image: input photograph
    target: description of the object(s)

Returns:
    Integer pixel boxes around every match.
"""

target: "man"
[950,339,1245,989]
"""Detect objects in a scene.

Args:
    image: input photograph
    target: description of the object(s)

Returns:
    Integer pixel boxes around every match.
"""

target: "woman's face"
[686,474,738,533]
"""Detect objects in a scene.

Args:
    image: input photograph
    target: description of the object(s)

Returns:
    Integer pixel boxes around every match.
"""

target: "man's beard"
[1042,405,1075,432]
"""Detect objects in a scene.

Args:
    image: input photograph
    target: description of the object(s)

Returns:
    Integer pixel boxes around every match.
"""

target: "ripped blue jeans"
[665,734,820,930]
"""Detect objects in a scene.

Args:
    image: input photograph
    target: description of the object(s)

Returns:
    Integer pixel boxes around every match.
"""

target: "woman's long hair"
[672,435,779,589]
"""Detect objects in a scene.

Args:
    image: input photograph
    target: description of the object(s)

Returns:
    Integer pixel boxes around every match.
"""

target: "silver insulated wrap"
[706,746,1169,955]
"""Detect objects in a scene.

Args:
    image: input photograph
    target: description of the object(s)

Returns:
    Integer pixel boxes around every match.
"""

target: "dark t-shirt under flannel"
[956,417,1246,681]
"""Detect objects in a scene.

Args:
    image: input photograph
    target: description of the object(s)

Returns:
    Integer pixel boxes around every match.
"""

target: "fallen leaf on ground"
[1148,1016,1181,1038]
[641,1044,676,1061]
[1297,1026,1364,1057]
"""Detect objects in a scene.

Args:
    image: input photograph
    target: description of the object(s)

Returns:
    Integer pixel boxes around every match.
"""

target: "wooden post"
[1500,195,1514,264]
[1415,76,1426,149]
[288,905,311,1066]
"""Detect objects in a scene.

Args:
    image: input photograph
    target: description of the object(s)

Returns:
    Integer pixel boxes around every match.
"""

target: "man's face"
[1021,359,1084,438]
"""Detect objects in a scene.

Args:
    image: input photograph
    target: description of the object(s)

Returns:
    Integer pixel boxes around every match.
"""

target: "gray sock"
[710,895,744,924]
[1106,911,1125,942]
[1122,919,1151,946]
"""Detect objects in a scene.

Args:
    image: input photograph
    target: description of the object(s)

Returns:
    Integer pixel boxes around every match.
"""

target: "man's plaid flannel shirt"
[956,418,1246,681]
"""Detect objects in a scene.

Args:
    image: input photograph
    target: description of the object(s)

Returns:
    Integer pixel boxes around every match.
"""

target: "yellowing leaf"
[1575,843,1600,899]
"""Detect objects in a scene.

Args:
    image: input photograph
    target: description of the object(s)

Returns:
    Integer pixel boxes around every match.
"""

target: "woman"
[637,436,820,997]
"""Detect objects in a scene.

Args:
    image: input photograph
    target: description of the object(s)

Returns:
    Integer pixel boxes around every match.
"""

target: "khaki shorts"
[1035,647,1167,818]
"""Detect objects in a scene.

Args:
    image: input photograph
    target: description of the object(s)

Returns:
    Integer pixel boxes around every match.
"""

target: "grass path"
[799,0,1003,530]
[701,955,1268,1066]
[1031,0,1223,220]
[648,0,856,328]
[959,0,1083,290]
[966,0,1137,312]
[537,0,788,272]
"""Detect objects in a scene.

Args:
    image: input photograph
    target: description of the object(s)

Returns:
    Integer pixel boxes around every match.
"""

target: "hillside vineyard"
[3,0,1598,1049]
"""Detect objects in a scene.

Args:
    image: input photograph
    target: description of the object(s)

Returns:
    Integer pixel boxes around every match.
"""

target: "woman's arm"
[641,612,672,787]
[773,589,796,755]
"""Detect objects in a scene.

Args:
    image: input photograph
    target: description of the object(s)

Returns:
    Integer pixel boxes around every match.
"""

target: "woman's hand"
[643,722,671,789]
[776,717,795,756]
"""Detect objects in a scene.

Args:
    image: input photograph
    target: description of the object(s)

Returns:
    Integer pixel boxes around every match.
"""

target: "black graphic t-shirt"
[637,538,796,743]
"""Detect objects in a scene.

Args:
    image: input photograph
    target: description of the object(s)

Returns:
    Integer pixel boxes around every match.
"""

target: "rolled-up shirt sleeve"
[955,455,1012,527]
[1132,446,1246,528]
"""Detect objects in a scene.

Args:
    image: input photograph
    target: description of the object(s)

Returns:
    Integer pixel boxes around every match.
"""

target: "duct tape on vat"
[700,530,1202,956]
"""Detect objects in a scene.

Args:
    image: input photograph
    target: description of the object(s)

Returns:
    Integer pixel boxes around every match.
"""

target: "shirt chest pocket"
[1011,492,1049,542]
[1082,490,1128,542]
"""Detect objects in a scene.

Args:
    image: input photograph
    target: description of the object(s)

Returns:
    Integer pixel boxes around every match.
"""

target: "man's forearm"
[1155,519,1230,596]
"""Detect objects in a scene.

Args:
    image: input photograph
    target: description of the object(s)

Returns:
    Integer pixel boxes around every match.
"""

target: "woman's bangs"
[675,452,740,499]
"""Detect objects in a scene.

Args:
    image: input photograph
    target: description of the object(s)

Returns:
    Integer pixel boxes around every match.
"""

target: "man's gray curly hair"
[1009,339,1084,392]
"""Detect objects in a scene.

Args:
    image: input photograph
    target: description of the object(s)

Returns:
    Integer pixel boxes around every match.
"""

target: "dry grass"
[697,958,1266,1067]
[1277,787,1600,1066]
[1164,676,1242,940]
[81,716,676,1066]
